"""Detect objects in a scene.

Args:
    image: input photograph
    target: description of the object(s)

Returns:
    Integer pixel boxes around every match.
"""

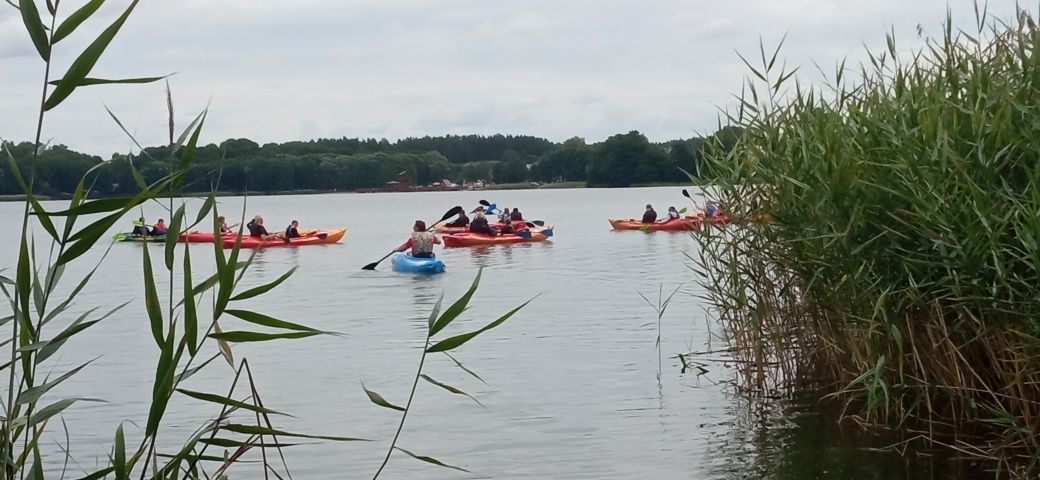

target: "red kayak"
[435,220,529,234]
[221,228,347,249]
[684,215,731,229]
[443,226,554,247]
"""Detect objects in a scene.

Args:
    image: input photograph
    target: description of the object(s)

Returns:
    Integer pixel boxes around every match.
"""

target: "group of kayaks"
[113,197,728,277]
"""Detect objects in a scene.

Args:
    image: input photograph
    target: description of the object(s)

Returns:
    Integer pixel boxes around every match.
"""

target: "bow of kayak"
[114,232,167,242]
[391,253,446,274]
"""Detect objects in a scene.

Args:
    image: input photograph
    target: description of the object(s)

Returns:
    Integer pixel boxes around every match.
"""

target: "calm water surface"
[0,187,974,479]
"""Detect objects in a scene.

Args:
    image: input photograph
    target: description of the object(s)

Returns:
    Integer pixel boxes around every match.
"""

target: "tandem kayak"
[391,253,446,274]
[114,232,167,242]
[609,215,731,231]
[221,228,346,249]
[608,218,689,231]
[443,226,554,247]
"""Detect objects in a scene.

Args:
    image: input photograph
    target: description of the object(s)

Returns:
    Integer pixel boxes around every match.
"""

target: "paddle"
[362,206,464,271]
[478,199,498,215]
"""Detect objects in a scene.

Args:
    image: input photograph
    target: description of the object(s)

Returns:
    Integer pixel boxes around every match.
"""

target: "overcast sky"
[0,0,1026,155]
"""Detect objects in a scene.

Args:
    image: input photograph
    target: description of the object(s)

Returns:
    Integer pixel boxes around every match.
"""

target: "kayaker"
[246,215,280,240]
[151,219,168,236]
[469,209,497,237]
[394,220,441,258]
[445,210,470,228]
[284,220,301,240]
[217,216,237,234]
[499,208,511,224]
[666,206,680,220]
[131,217,150,236]
[705,203,721,218]
[510,208,523,221]
[641,204,657,224]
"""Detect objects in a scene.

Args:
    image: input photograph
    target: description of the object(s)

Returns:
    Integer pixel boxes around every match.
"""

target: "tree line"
[0,129,742,196]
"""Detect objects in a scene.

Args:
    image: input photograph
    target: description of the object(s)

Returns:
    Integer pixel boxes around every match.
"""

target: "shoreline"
[12,181,704,203]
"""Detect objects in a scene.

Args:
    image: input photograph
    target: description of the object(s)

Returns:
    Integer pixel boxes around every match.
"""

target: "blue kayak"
[391,253,446,274]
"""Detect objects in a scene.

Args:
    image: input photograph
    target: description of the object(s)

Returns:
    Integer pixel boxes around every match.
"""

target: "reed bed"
[693,7,1040,472]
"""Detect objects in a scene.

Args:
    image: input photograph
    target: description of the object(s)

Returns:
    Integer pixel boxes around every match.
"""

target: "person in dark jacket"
[641,204,657,224]
[444,211,470,228]
[284,220,301,240]
[510,208,523,221]
[468,209,497,237]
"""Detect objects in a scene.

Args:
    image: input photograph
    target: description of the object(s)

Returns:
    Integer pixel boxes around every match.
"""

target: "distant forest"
[0,127,742,196]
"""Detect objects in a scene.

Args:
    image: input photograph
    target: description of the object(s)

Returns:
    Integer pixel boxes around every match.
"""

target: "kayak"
[609,215,731,231]
[435,221,535,234]
[114,232,167,242]
[179,229,324,243]
[391,253,446,274]
[222,228,346,249]
[685,215,731,229]
[609,218,689,231]
[443,226,554,247]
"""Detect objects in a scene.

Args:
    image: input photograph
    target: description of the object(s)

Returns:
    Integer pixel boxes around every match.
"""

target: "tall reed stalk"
[3,1,526,478]
[693,5,1040,474]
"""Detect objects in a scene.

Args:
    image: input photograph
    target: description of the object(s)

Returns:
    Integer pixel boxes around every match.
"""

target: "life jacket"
[410,231,435,254]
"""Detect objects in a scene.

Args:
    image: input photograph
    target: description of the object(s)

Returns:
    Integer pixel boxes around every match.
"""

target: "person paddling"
[510,208,523,221]
[131,217,150,236]
[394,220,441,258]
[666,206,680,221]
[217,216,238,235]
[444,210,470,228]
[641,204,657,224]
[469,208,497,237]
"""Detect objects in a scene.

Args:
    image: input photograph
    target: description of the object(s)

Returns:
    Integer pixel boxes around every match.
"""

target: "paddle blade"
[479,199,490,206]
[361,262,379,271]
[532,220,545,226]
[682,188,692,199]
[516,230,532,238]
[440,206,463,222]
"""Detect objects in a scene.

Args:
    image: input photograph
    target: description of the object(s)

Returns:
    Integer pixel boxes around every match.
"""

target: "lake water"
[0,187,979,479]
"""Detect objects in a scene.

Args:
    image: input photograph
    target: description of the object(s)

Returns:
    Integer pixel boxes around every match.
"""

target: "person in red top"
[394,220,441,258]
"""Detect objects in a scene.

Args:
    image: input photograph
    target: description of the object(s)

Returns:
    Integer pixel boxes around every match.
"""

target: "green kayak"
[113,232,167,242]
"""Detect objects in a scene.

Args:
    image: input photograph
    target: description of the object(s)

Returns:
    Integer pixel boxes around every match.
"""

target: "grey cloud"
[0,0,1025,154]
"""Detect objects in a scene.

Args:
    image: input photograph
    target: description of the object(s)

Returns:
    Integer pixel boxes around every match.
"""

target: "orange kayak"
[443,226,554,247]
[609,218,689,231]
[222,228,346,249]
[609,216,731,231]
[180,229,324,244]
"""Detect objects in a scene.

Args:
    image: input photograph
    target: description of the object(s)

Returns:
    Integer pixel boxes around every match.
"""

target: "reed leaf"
[362,384,405,411]
[51,0,104,44]
[45,0,140,110]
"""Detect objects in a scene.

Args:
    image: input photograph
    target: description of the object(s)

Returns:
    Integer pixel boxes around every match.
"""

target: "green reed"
[3,1,524,478]
[692,5,1040,472]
